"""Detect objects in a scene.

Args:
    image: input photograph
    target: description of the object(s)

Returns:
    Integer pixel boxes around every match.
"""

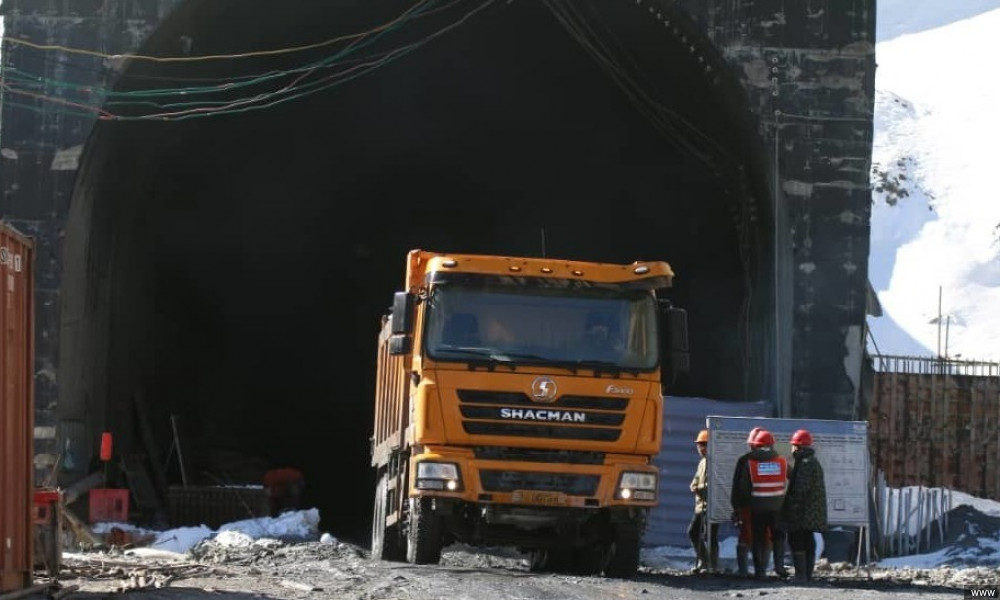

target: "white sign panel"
[705,416,869,527]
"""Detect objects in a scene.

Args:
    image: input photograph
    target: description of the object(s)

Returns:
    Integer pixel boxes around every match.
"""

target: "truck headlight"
[416,461,462,491]
[618,471,657,501]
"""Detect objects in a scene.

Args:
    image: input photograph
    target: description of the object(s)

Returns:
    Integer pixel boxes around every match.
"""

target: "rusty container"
[0,221,35,592]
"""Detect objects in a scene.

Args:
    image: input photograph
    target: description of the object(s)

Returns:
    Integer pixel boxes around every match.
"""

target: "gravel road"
[50,536,999,600]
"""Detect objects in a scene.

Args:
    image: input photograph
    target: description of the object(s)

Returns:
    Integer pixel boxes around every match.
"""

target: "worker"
[732,428,788,579]
[687,429,719,573]
[729,426,763,576]
[780,429,827,583]
[262,467,305,516]
[582,312,622,359]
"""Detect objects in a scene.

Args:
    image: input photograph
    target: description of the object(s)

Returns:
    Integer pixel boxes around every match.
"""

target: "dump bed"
[371,317,409,467]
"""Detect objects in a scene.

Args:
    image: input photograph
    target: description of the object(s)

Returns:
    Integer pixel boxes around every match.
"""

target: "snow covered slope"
[868,5,1000,360]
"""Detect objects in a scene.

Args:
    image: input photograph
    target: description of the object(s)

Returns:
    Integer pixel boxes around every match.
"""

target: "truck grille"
[479,470,600,496]
[473,447,605,465]
[457,390,627,442]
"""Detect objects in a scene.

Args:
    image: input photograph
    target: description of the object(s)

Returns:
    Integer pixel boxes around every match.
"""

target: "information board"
[705,416,869,527]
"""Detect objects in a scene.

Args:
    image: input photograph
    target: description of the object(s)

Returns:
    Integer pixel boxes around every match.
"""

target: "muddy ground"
[45,536,1000,600]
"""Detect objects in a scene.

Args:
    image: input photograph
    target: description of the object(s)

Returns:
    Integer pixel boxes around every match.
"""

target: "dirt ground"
[41,536,999,600]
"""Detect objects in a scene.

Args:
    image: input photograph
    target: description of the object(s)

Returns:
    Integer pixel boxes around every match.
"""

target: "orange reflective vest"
[748,457,787,499]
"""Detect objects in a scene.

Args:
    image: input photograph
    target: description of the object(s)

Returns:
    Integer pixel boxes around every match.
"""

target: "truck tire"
[603,525,641,578]
[572,546,609,575]
[529,548,572,573]
[406,497,444,565]
[371,474,405,562]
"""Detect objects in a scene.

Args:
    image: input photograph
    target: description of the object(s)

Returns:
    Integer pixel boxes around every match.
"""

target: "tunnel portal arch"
[52,0,774,541]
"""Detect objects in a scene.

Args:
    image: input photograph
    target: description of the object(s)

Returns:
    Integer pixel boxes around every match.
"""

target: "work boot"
[772,538,789,578]
[736,544,750,577]
[805,550,816,582]
[792,552,808,583]
[690,543,707,574]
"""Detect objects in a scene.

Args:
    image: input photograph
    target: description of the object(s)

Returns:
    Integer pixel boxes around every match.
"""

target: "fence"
[872,470,952,557]
[868,355,1000,500]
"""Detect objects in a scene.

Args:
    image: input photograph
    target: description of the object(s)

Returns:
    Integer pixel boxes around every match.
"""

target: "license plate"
[512,490,568,506]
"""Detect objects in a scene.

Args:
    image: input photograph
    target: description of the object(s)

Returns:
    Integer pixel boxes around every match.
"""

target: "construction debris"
[61,554,219,593]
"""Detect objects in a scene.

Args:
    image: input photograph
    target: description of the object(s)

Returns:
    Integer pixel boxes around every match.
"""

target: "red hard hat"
[745,426,763,444]
[750,429,775,448]
[790,429,813,446]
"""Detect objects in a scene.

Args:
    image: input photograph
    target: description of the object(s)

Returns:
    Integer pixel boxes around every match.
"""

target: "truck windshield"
[423,283,659,370]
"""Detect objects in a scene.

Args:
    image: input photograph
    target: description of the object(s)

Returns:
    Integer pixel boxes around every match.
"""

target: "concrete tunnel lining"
[57,0,774,543]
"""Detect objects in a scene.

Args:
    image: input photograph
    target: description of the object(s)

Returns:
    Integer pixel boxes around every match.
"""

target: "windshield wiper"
[489,351,550,363]
[572,359,620,370]
[438,347,491,358]
[434,348,520,371]
[568,360,643,377]
[437,349,637,376]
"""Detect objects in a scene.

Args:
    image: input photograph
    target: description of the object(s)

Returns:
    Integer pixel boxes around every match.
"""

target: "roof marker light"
[634,265,650,275]
[509,265,522,272]
[541,267,553,274]
[572,270,584,276]
[442,259,458,268]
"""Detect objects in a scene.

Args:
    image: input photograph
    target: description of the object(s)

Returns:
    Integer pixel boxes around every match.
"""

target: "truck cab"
[371,250,688,577]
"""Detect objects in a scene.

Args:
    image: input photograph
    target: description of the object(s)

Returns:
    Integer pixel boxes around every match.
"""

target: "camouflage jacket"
[780,447,828,532]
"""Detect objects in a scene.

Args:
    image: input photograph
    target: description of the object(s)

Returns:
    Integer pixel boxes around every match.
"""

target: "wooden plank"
[872,363,1000,502]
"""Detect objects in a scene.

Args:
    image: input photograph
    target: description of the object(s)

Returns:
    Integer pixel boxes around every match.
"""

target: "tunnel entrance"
[59,0,772,544]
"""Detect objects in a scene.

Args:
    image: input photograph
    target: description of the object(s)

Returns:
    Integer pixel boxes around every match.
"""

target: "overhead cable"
[2,0,436,63]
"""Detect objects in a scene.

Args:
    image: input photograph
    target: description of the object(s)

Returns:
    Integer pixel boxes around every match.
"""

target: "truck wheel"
[406,497,444,565]
[529,548,572,573]
[572,546,609,575]
[371,474,405,562]
[603,525,641,578]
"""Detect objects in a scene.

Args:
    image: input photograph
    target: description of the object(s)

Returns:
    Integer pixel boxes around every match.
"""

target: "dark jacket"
[730,452,751,509]
[732,447,785,512]
[780,447,828,532]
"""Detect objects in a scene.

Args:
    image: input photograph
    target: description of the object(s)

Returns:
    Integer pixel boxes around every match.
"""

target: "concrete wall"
[679,0,877,419]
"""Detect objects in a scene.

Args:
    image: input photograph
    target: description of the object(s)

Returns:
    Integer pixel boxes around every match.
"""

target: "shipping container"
[0,221,34,592]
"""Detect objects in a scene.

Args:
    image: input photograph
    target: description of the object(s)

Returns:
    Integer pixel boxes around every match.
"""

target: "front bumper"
[408,449,659,509]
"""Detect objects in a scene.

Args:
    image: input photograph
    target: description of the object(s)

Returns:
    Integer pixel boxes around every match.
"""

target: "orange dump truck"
[370,250,688,577]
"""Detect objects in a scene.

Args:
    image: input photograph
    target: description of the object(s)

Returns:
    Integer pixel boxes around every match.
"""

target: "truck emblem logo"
[606,384,634,395]
[500,408,585,423]
[530,377,558,403]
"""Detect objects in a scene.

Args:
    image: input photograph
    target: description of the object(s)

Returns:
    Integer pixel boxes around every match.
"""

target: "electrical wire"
[3,0,431,63]
[1,0,439,102]
[2,0,468,87]
[0,98,98,120]
[0,83,112,117]
[0,0,497,121]
[542,0,741,178]
[122,0,497,121]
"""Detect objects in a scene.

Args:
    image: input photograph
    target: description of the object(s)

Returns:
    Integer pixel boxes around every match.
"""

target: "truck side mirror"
[663,305,690,376]
[388,334,412,355]
[391,291,415,335]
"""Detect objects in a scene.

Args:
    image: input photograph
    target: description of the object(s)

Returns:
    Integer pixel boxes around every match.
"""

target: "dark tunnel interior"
[63,0,774,544]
